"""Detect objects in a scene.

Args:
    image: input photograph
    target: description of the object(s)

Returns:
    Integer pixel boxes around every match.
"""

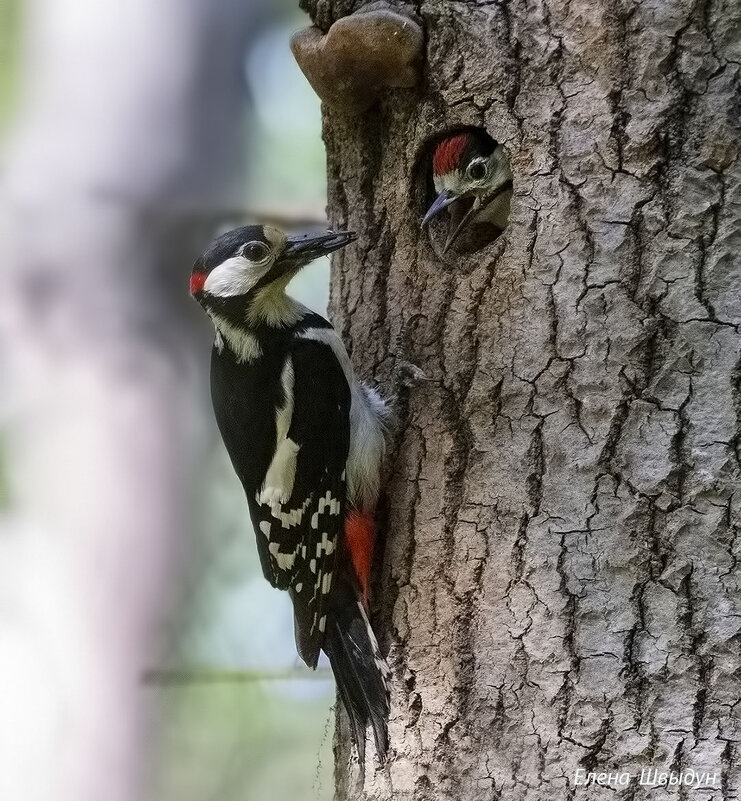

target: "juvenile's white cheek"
[204,256,269,297]
[490,146,513,183]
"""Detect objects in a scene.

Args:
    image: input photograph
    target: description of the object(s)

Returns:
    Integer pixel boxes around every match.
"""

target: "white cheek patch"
[204,256,270,297]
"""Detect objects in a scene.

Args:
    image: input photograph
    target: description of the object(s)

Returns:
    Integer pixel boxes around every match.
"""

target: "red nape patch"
[432,133,471,176]
[344,510,375,605]
[189,271,206,295]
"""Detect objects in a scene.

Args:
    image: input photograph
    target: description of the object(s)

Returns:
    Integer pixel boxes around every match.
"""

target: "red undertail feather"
[345,510,375,604]
[432,133,470,176]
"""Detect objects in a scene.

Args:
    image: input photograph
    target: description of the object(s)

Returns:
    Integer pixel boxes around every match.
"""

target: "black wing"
[248,337,351,667]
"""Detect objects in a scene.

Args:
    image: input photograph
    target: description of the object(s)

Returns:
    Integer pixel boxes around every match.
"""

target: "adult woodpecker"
[423,129,513,252]
[190,225,390,766]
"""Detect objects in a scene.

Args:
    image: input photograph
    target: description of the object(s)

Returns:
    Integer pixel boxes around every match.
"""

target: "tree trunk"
[304,0,741,798]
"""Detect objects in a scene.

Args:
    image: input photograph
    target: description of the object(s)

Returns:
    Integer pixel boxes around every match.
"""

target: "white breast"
[298,328,389,510]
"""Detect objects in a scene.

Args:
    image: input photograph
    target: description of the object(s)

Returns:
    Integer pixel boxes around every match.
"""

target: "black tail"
[323,583,390,769]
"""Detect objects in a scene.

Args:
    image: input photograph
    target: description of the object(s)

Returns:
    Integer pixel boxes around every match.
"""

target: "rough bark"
[303,0,741,798]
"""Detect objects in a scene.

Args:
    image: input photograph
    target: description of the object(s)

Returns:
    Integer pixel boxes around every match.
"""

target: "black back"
[210,322,352,666]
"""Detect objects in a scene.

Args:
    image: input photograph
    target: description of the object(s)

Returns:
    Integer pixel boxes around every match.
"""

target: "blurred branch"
[241,204,329,228]
[143,667,333,685]
[92,191,329,230]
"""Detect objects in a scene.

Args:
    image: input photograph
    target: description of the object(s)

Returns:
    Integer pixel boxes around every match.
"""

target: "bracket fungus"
[291,3,424,114]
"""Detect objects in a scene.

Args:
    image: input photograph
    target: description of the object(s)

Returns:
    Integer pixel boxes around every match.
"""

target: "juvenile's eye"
[467,159,488,181]
[241,241,270,262]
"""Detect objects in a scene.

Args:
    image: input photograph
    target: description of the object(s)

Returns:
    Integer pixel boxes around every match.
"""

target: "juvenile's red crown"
[432,133,471,176]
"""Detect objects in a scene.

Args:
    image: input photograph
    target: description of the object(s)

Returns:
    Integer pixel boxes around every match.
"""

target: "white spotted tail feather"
[322,578,391,767]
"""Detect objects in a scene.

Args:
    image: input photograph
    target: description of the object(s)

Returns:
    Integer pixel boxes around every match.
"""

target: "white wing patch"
[269,541,296,571]
[260,357,299,504]
[260,438,300,505]
[316,532,335,557]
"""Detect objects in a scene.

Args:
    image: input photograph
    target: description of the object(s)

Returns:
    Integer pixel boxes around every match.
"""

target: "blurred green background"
[0,1,336,799]
[0,0,21,136]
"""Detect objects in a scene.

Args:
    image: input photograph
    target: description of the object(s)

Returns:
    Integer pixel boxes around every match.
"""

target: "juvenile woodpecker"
[190,225,390,766]
[423,129,513,252]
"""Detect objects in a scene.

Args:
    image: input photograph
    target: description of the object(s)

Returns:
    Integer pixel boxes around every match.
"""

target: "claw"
[391,359,427,394]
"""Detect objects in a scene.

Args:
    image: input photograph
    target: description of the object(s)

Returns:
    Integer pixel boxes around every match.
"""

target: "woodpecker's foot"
[392,359,426,391]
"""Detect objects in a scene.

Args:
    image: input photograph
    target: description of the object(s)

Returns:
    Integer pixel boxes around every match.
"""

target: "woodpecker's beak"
[422,190,457,227]
[283,230,357,264]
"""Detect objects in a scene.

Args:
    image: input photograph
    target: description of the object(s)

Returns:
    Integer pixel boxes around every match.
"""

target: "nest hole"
[413,126,512,257]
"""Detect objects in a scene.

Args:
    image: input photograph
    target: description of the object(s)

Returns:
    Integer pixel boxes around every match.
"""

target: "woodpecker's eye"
[467,159,488,182]
[241,241,270,262]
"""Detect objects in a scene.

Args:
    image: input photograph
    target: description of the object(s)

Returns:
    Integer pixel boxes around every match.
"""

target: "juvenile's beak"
[422,190,457,227]
[443,196,483,253]
[283,229,357,263]
[442,179,514,253]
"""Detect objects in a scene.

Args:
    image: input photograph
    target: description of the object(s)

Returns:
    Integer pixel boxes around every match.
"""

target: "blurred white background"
[0,1,335,800]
